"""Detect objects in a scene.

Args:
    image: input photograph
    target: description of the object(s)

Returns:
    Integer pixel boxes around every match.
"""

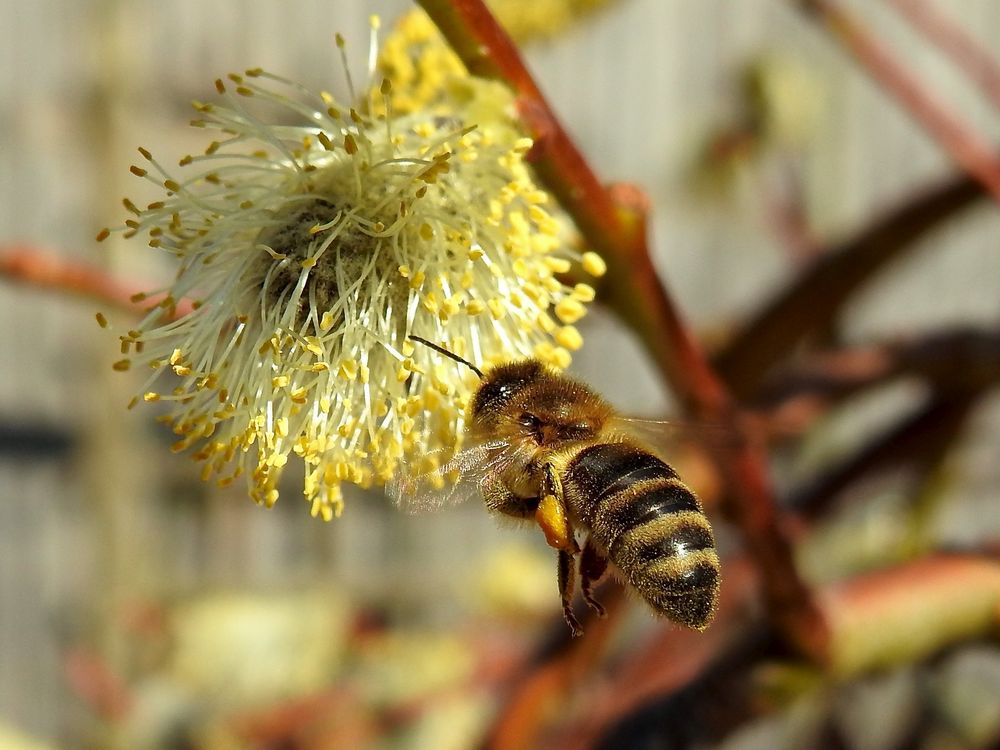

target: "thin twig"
[417,0,829,664]
[0,244,191,319]
[787,391,981,521]
[713,174,983,399]
[798,0,1000,205]
[886,0,1000,115]
[755,326,1000,410]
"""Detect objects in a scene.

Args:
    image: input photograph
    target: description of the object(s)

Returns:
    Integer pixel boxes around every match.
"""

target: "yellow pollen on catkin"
[102,34,599,517]
[581,251,607,277]
[554,298,587,324]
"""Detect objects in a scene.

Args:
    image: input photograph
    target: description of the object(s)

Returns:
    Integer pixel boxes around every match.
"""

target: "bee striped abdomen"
[564,442,720,630]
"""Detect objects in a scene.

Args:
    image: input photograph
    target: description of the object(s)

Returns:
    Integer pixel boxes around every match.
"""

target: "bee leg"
[579,537,608,618]
[558,548,584,637]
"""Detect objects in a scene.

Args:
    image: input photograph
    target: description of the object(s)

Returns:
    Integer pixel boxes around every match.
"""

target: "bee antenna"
[408,335,484,379]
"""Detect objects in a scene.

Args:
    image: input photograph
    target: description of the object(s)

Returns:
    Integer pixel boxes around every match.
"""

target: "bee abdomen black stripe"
[566,443,678,505]
[601,481,701,534]
[629,522,715,565]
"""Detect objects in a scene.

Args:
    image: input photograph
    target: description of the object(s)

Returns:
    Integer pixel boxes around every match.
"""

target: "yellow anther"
[581,251,607,277]
[556,325,584,351]
[112,359,131,371]
[487,299,507,319]
[95,312,108,328]
[544,257,572,274]
[572,283,597,302]
[338,359,359,380]
[320,311,336,331]
[272,375,290,388]
[555,298,587,324]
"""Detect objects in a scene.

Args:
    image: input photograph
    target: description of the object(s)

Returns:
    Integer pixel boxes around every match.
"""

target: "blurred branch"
[797,0,1000,204]
[886,0,1000,115]
[588,554,1000,746]
[485,587,626,750]
[713,175,984,399]
[825,553,1000,677]
[419,0,830,665]
[557,556,757,750]
[0,244,191,319]
[756,326,1000,412]
[787,391,981,521]
[1,245,139,312]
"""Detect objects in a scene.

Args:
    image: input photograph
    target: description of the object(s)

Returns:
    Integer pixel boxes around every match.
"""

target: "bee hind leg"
[557,548,584,637]
[580,537,608,618]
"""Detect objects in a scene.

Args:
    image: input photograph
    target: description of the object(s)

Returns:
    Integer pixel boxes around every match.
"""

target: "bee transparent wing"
[610,415,729,450]
[387,439,522,513]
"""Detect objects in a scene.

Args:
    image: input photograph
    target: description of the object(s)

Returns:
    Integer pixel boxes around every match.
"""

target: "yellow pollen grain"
[581,251,607,277]
[338,359,359,380]
[544,257,572,274]
[556,325,584,351]
[487,299,507,320]
[572,283,597,302]
[555,298,587,324]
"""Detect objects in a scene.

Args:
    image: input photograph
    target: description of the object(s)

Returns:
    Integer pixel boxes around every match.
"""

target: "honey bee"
[398,337,721,635]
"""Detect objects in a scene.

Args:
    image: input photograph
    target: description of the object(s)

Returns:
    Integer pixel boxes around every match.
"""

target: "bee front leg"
[558,548,583,637]
[580,536,608,618]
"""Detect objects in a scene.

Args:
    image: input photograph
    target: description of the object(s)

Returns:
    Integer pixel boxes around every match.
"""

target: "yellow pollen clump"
[581,251,607,277]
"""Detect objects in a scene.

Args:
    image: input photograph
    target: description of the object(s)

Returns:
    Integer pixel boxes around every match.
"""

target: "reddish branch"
[755,326,1000,410]
[798,0,1000,205]
[580,554,1000,745]
[0,244,192,319]
[886,0,1000,115]
[787,391,981,520]
[417,0,830,665]
[713,174,983,399]
[1,245,142,313]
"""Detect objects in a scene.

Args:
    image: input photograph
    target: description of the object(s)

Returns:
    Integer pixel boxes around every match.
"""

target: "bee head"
[471,360,612,446]
[470,360,546,424]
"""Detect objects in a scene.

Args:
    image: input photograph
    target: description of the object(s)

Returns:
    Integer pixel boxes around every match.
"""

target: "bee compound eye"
[518,413,541,428]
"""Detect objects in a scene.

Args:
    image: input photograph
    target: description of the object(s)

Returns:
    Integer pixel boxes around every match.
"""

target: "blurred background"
[1,0,998,748]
